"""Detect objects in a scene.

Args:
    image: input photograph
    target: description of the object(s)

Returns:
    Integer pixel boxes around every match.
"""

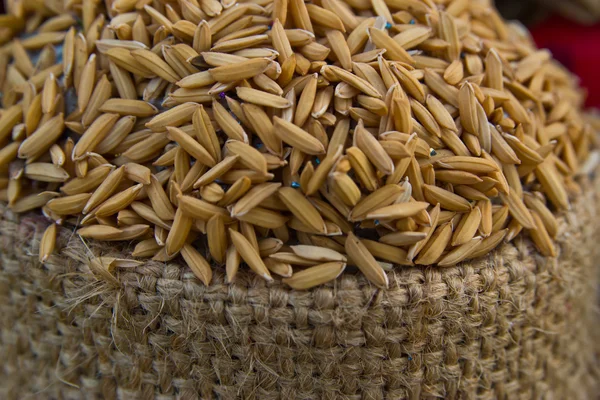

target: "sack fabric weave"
[1,174,599,400]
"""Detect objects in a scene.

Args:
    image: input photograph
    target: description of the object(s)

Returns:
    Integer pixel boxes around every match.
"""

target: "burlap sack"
[1,172,599,399]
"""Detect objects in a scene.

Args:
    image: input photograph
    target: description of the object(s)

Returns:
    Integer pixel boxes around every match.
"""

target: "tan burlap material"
[1,174,599,399]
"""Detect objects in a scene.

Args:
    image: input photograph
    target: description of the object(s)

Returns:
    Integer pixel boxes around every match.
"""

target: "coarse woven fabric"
[0,176,599,400]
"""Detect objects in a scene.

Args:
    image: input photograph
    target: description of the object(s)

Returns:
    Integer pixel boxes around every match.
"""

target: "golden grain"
[437,236,483,267]
[346,147,378,192]
[77,225,124,240]
[209,58,271,82]
[237,87,291,109]
[535,158,570,210]
[279,187,326,233]
[424,69,459,107]
[367,201,429,220]
[258,238,284,258]
[72,113,120,160]
[229,229,273,281]
[166,126,216,167]
[0,104,23,143]
[290,245,347,262]
[46,193,92,215]
[230,183,281,217]
[451,207,482,246]
[95,184,143,217]
[39,223,57,262]
[354,122,394,175]
[181,244,213,285]
[529,211,557,257]
[345,232,388,289]
[423,184,472,212]
[499,190,536,230]
[200,183,225,203]
[407,204,441,261]
[380,231,428,246]
[10,192,59,213]
[162,208,192,257]
[368,27,414,65]
[24,163,70,182]
[268,252,317,267]
[225,140,267,174]
[350,184,404,221]
[212,101,248,143]
[283,261,345,290]
[414,222,452,265]
[146,174,176,220]
[273,117,325,155]
[323,65,381,98]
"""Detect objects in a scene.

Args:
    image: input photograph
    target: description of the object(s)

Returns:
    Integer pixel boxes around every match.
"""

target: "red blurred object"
[530,16,600,108]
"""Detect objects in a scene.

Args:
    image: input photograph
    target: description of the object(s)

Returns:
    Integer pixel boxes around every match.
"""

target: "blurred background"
[498,0,600,108]
[1,0,599,106]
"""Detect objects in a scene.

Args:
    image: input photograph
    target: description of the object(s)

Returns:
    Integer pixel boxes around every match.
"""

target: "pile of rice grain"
[0,0,595,290]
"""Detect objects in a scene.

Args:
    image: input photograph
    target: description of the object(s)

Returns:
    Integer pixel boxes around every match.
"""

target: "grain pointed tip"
[381,274,389,289]
[263,272,274,282]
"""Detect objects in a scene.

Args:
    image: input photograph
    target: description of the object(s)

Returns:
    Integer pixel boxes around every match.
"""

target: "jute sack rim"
[4,170,600,295]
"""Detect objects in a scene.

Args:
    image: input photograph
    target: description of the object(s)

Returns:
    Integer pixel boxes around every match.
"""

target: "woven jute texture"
[1,176,599,400]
